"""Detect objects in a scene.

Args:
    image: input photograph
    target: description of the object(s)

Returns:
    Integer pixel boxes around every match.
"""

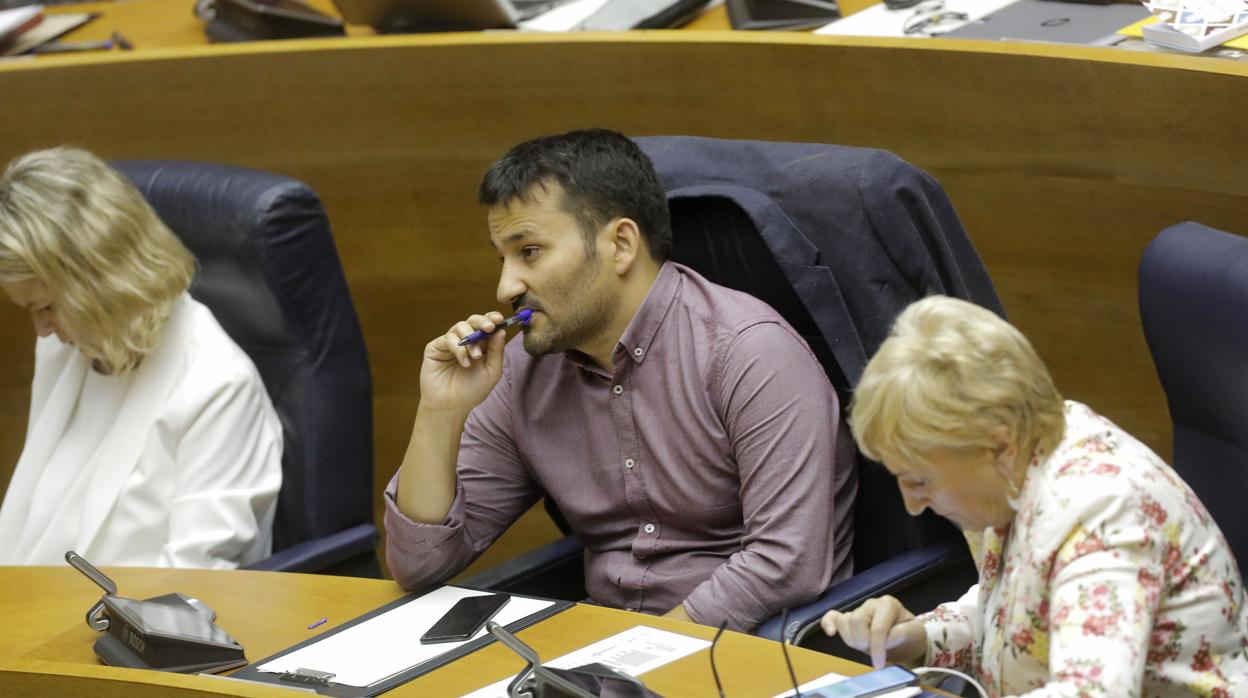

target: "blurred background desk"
[39,0,878,47]
[0,565,872,696]
[1,2,1246,578]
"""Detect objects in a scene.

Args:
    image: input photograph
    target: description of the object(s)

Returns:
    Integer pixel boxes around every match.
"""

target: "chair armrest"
[756,537,971,643]
[458,536,584,592]
[244,523,379,574]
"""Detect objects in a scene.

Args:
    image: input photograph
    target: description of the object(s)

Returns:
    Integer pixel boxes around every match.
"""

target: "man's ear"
[608,217,643,276]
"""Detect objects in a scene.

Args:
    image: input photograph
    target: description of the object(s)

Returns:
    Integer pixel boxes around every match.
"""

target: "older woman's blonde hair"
[850,295,1065,469]
[0,147,195,375]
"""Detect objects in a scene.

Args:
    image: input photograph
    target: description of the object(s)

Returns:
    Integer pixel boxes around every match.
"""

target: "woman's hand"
[820,595,927,668]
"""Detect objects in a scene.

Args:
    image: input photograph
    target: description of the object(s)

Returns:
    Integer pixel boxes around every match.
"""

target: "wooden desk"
[0,566,871,697]
[1,1,1246,577]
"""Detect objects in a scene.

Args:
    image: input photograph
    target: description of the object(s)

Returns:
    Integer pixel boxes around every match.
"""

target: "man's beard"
[521,264,616,358]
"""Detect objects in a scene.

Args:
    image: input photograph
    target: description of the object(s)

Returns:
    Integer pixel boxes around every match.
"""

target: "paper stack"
[0,5,43,52]
[1141,0,1248,51]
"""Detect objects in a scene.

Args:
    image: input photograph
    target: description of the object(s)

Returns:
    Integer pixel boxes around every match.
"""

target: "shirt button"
[624,458,635,469]
[612,384,624,395]
[633,347,644,358]
[643,523,655,534]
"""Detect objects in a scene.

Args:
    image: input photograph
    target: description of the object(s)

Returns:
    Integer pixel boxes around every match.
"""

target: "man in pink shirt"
[385,129,855,631]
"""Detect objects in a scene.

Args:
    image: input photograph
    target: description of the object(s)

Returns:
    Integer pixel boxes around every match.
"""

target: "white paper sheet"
[459,625,711,698]
[519,0,611,31]
[814,0,1017,37]
[256,587,555,688]
[519,0,725,31]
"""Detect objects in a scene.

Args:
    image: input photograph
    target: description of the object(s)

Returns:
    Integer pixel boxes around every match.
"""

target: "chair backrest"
[1139,221,1248,570]
[637,136,1005,570]
[112,160,374,554]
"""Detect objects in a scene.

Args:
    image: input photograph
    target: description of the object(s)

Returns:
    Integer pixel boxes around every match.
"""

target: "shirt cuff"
[382,472,471,588]
[918,609,969,669]
[383,470,468,528]
[682,574,771,633]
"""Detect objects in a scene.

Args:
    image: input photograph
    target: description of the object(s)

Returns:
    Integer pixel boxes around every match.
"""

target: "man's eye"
[521,246,541,260]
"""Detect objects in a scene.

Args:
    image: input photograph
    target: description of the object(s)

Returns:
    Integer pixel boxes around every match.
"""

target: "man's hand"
[419,312,510,415]
[820,596,926,668]
[396,312,511,524]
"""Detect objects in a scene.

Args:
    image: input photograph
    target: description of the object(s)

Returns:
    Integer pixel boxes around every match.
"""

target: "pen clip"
[279,668,336,686]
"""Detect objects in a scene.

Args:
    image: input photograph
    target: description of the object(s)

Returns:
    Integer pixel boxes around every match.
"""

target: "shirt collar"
[613,261,681,366]
[561,261,681,375]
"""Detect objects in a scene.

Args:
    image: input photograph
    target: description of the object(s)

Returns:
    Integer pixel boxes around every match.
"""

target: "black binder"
[229,586,574,697]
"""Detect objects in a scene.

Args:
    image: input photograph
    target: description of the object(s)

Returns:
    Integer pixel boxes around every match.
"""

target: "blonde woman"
[0,147,281,568]
[821,296,1248,696]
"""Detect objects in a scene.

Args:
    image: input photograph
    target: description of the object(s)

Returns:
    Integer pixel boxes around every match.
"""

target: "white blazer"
[0,296,282,568]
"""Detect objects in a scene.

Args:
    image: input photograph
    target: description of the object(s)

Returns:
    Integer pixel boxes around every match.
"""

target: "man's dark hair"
[478,129,672,262]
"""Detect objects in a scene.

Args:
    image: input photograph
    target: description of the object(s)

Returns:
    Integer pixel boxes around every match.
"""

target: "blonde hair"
[0,147,195,375]
[850,296,1065,468]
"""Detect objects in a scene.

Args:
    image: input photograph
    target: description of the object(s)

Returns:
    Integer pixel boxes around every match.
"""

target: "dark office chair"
[114,160,379,577]
[463,137,1000,647]
[1139,221,1248,571]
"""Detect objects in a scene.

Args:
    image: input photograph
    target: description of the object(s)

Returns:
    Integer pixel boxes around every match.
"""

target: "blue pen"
[457,309,533,346]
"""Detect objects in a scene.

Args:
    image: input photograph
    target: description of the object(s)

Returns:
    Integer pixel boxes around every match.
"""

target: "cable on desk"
[914,666,989,698]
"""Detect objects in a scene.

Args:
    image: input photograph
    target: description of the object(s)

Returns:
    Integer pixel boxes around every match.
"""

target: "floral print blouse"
[919,401,1248,697]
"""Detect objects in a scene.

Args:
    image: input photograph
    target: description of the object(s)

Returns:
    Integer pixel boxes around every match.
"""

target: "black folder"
[229,586,573,697]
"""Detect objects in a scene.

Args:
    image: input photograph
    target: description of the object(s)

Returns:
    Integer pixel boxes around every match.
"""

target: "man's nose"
[496,265,526,306]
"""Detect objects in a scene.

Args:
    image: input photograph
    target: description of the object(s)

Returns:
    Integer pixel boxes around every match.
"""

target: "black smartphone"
[420,593,509,644]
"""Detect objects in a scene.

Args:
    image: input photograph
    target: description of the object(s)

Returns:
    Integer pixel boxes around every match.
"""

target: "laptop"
[726,0,841,31]
[331,0,573,32]
[333,0,708,32]
[939,0,1150,45]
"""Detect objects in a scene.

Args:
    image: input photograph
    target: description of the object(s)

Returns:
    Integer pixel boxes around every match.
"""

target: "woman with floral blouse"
[821,295,1248,697]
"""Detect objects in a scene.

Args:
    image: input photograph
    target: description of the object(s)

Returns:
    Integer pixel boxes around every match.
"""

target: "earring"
[1008,479,1022,499]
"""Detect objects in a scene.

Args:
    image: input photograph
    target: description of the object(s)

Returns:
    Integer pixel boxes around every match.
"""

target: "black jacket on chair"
[637,136,1004,391]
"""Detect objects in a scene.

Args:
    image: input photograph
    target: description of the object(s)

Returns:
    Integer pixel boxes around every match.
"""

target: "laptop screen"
[331,0,520,31]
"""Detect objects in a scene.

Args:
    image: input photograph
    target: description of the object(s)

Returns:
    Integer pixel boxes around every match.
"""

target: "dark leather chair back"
[1139,221,1248,570]
[114,161,377,575]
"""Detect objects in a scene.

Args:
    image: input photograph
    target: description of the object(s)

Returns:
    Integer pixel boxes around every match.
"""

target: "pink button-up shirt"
[385,263,855,630]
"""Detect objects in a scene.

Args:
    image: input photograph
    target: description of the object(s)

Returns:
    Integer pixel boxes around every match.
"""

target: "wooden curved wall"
[2,33,1246,572]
